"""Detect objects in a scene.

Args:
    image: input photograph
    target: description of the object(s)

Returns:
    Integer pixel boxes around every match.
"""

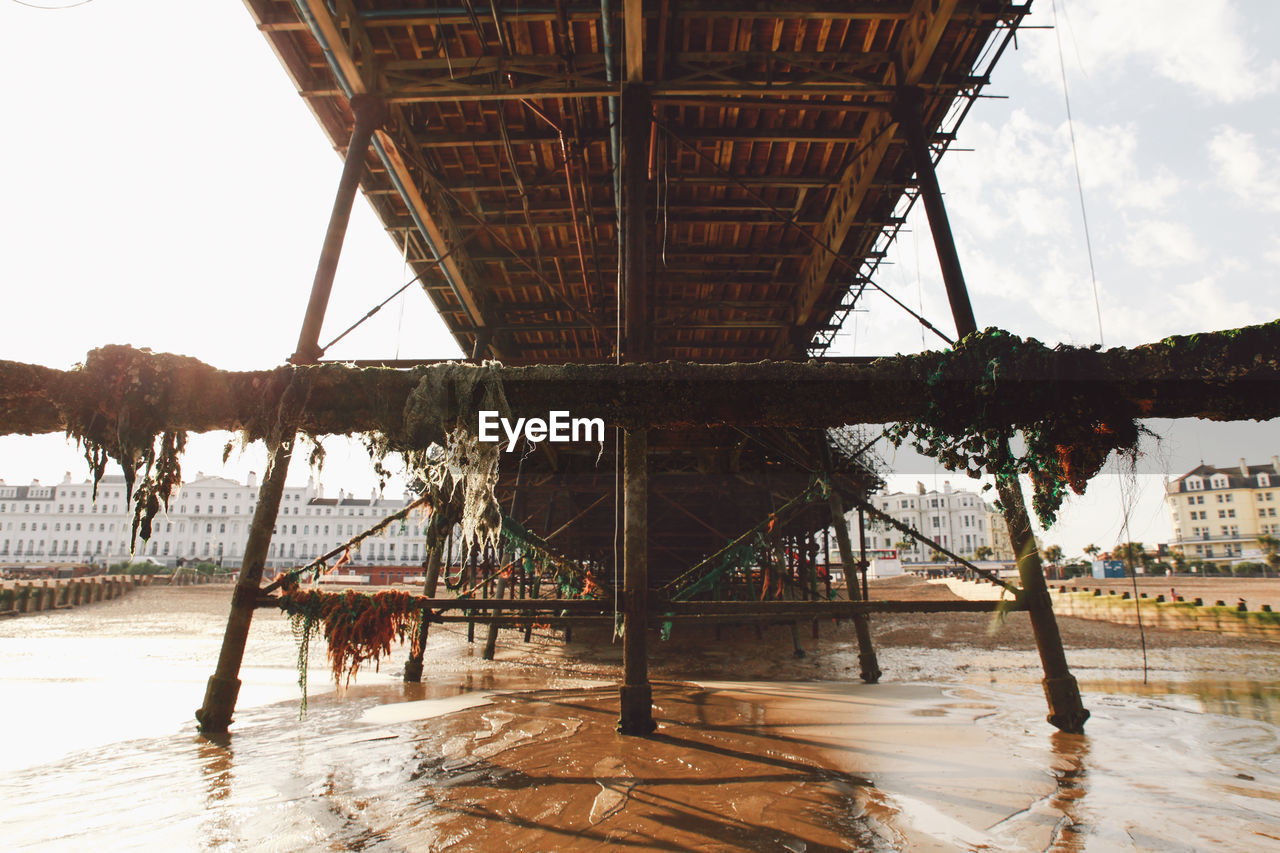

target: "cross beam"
[3,322,1276,440]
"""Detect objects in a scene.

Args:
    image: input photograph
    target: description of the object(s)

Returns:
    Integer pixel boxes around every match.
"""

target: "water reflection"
[2,586,1280,850]
[1083,678,1280,726]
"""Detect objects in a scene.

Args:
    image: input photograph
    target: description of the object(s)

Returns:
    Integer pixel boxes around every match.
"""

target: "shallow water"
[2,586,1279,851]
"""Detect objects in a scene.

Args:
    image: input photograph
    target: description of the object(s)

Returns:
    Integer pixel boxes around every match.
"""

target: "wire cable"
[1052,0,1105,347]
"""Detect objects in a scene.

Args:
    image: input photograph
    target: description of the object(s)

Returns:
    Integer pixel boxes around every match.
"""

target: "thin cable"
[1052,0,1104,347]
[10,0,95,8]
[1115,454,1149,683]
[318,227,478,357]
[395,232,410,361]
[914,212,926,349]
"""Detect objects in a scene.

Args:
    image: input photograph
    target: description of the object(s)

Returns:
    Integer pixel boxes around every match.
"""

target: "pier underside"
[3,0,1276,739]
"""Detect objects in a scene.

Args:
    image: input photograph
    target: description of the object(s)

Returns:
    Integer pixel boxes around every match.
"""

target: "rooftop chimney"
[916,481,926,495]
[246,471,258,488]
[1241,458,1249,477]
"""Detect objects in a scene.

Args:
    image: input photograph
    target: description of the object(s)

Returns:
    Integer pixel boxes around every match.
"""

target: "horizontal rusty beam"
[2,321,1277,446]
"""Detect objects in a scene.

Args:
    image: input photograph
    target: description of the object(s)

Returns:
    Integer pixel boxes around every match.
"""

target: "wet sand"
[2,581,1279,850]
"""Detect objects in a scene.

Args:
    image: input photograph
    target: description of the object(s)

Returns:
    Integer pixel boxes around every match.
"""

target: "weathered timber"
[3,323,1276,442]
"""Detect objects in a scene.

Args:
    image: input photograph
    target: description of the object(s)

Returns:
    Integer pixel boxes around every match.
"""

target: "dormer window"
[1260,474,1272,488]
[1186,476,1203,491]
[1210,475,1228,489]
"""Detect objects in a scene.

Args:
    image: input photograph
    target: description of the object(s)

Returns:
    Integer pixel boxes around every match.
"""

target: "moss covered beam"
[0,322,1277,446]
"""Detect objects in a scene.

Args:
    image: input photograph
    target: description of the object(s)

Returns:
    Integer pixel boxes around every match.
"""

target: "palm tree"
[974,545,994,561]
[1083,543,1100,561]
[1114,542,1148,576]
[1042,544,1063,579]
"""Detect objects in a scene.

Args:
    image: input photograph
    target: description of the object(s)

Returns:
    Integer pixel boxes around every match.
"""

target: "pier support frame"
[618,428,656,735]
[898,86,1088,732]
[196,94,386,733]
[404,515,446,682]
[823,465,881,683]
[617,79,656,735]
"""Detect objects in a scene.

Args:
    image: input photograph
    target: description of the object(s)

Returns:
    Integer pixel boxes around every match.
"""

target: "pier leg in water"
[405,516,446,682]
[898,83,1087,732]
[820,446,881,683]
[196,93,386,733]
[196,436,295,732]
[999,477,1090,733]
[482,570,507,661]
[618,428,656,735]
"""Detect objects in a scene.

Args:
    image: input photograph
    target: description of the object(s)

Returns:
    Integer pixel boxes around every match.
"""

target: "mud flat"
[1,582,1279,850]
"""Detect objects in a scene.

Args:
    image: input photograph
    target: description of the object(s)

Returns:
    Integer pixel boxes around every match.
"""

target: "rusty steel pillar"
[405,516,446,683]
[826,485,882,683]
[898,85,1088,733]
[196,434,296,732]
[292,94,389,365]
[617,78,655,735]
[197,94,387,733]
[618,427,656,735]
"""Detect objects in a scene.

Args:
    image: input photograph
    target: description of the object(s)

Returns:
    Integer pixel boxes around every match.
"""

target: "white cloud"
[1072,123,1181,211]
[1208,125,1280,213]
[1122,219,1200,268]
[1024,0,1280,104]
[1127,276,1276,342]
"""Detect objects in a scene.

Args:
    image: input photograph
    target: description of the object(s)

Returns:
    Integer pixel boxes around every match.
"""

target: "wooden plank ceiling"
[244,0,1027,366]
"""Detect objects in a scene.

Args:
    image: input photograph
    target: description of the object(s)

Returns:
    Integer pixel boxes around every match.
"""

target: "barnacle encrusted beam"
[1,322,1277,444]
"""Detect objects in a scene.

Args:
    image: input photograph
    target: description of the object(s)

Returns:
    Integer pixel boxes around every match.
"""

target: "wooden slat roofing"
[245,0,1027,366]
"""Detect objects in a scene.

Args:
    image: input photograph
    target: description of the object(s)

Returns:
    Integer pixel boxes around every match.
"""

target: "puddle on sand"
[4,587,1280,850]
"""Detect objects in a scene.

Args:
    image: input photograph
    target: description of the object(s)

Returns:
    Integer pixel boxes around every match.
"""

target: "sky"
[1,0,1277,560]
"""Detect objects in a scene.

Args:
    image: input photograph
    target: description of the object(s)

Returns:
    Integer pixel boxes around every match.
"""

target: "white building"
[1166,456,1280,566]
[860,481,994,562]
[0,472,427,571]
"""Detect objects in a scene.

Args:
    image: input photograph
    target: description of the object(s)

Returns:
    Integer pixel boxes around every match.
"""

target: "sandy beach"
[1,579,1279,850]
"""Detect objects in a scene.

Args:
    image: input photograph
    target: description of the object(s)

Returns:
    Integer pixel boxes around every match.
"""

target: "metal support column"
[898,85,1088,733]
[618,428,656,734]
[857,507,870,602]
[196,94,386,733]
[292,94,389,365]
[405,515,445,682]
[826,484,882,683]
[617,76,655,734]
[621,83,651,362]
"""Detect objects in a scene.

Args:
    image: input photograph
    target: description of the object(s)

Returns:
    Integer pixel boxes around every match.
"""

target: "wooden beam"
[625,0,645,82]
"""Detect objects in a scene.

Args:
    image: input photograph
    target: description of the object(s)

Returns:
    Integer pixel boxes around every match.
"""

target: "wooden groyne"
[1051,585,1280,642]
[0,571,227,617]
